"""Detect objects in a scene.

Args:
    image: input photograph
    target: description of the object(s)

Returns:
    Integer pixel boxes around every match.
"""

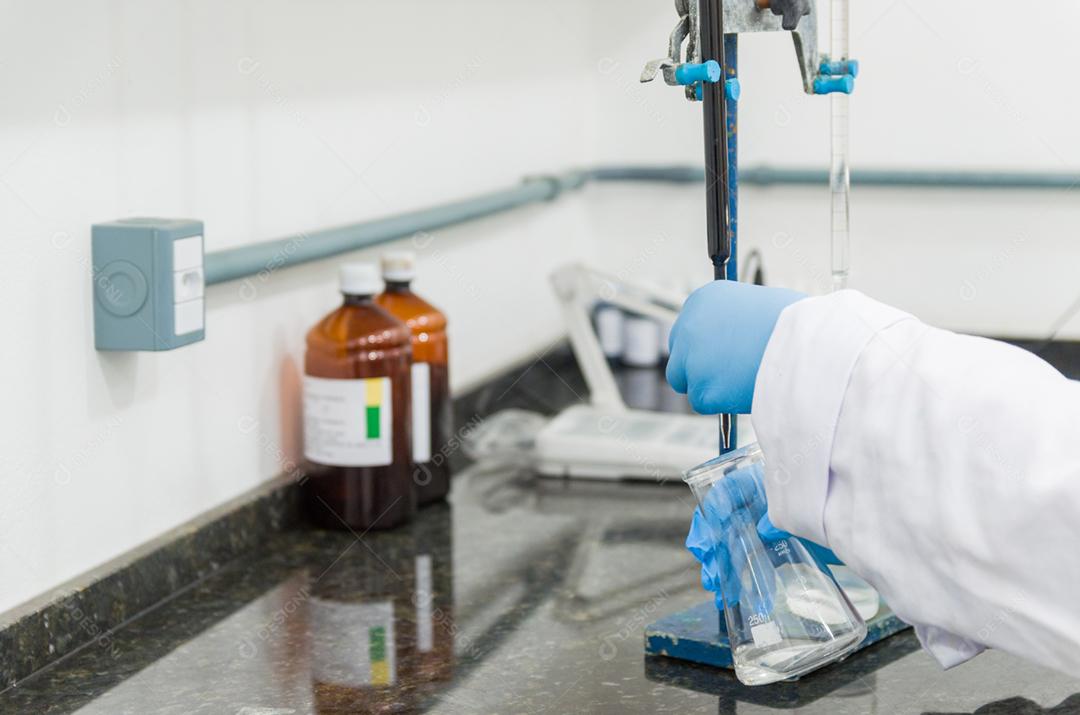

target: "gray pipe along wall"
[204,165,1080,287]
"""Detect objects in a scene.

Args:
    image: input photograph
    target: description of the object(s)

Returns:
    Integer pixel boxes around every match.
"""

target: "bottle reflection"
[307,503,454,713]
[311,597,401,712]
[410,505,455,697]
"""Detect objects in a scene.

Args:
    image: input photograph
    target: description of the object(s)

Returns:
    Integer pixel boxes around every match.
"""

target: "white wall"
[1,0,603,614]
[593,0,1080,336]
[2,0,1078,613]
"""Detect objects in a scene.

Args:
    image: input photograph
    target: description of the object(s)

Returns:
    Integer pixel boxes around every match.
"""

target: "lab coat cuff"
[750,290,914,546]
[914,625,987,669]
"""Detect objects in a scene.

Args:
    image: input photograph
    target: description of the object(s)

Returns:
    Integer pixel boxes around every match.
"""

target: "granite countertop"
[4,347,1080,714]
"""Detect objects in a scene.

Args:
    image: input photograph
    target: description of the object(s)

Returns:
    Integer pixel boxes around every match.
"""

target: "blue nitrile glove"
[687,511,841,612]
[686,461,842,610]
[667,281,805,414]
[685,462,772,609]
[686,509,725,611]
[758,513,843,567]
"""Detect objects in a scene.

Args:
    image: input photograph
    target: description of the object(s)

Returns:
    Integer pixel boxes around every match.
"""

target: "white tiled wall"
[1,0,1078,613]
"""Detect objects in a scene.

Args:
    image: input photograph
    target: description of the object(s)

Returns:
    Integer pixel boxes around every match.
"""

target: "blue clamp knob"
[675,60,721,86]
[813,74,855,95]
[725,77,741,101]
[693,76,740,102]
[819,59,859,78]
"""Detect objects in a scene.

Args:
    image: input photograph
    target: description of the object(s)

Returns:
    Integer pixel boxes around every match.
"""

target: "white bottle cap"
[381,250,416,282]
[622,315,661,368]
[595,305,624,359]
[339,263,381,295]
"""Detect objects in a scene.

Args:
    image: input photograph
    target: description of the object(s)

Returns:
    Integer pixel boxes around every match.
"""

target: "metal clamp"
[641,0,824,98]
[639,0,702,101]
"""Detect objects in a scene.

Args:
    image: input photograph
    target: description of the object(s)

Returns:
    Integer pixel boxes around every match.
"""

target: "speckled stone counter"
[7,476,1080,715]
[3,346,1080,714]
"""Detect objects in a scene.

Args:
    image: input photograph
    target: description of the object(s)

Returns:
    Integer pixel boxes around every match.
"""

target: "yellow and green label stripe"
[365,379,383,440]
[369,625,389,685]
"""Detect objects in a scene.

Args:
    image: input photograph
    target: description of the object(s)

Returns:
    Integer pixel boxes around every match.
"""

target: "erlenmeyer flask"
[684,443,867,685]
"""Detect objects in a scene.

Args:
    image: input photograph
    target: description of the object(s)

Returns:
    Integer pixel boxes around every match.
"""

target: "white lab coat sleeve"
[751,290,1080,676]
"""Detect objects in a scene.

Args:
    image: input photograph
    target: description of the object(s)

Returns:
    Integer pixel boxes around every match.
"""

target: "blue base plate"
[645,601,910,672]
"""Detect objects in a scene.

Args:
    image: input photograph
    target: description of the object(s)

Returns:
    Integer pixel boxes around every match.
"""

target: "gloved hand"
[684,461,771,609]
[687,509,843,611]
[685,459,842,611]
[757,513,843,567]
[667,281,805,414]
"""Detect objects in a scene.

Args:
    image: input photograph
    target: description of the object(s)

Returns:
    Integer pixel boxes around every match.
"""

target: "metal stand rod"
[699,0,737,453]
[699,0,732,277]
[723,35,739,452]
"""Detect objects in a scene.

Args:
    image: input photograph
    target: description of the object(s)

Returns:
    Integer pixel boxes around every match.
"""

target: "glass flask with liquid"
[684,444,867,685]
[303,263,415,530]
[375,251,451,504]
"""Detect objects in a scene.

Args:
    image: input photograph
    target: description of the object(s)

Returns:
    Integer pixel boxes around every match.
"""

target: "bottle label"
[310,597,396,686]
[303,376,393,467]
[411,362,432,463]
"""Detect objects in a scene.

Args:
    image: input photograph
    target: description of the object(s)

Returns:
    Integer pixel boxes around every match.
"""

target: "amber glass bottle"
[375,252,451,504]
[303,263,415,530]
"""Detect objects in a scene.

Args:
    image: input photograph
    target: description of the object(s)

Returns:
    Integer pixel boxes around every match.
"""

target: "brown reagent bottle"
[302,263,415,530]
[374,251,451,504]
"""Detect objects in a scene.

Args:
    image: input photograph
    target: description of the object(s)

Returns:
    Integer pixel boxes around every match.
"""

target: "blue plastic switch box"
[91,218,205,351]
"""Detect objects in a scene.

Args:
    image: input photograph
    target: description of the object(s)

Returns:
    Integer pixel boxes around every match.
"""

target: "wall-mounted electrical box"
[92,218,205,351]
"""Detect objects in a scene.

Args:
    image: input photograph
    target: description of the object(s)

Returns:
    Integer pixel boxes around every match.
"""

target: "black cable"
[699,0,732,271]
[741,248,766,285]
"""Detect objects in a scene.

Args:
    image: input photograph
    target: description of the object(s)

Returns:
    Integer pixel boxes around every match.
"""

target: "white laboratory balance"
[532,263,752,481]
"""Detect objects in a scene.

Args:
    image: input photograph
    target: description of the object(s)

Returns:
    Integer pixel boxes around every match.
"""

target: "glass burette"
[830,0,851,292]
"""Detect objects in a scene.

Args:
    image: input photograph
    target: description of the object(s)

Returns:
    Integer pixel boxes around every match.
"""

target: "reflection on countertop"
[10,472,1080,714]
[3,473,716,714]
[5,351,1080,714]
